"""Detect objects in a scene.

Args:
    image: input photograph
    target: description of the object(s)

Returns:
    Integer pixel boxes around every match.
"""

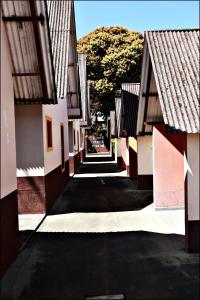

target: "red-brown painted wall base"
[121,159,126,170]
[80,149,85,163]
[45,160,69,212]
[69,153,80,175]
[129,147,137,179]
[137,175,153,190]
[0,190,20,278]
[69,156,75,175]
[185,220,200,253]
[127,165,130,176]
[121,138,127,170]
[18,160,69,214]
[18,177,46,214]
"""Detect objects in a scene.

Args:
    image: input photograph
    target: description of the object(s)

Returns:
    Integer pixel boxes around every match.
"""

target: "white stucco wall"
[74,119,81,152]
[117,139,122,157]
[15,105,44,177]
[1,20,17,198]
[137,136,153,175]
[80,127,85,150]
[43,98,69,175]
[187,134,200,221]
[69,119,80,155]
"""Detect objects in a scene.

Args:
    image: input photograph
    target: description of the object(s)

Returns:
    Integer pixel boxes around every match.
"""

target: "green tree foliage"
[77,26,144,117]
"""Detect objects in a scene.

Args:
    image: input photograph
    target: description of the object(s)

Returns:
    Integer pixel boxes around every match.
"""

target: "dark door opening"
[60,123,65,172]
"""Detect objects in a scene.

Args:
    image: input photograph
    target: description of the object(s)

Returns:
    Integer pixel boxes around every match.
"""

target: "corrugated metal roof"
[1,0,57,104]
[46,0,70,99]
[146,29,200,133]
[121,83,140,137]
[47,0,81,118]
[87,80,91,126]
[115,84,140,137]
[121,83,140,96]
[115,97,123,138]
[78,53,90,125]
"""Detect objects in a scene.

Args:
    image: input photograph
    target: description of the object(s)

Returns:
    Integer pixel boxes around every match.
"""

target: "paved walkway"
[1,161,199,299]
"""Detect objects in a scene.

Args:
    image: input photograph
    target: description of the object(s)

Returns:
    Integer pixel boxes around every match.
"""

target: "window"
[46,116,53,152]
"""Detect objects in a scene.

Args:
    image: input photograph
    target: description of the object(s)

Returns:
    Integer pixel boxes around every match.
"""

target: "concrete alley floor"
[1,161,199,300]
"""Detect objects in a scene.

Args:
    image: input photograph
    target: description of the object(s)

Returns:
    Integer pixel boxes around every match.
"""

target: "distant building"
[114,84,140,178]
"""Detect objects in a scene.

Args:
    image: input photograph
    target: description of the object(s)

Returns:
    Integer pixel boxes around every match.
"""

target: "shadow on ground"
[49,176,153,214]
[2,161,199,300]
[84,154,114,162]
[1,231,199,300]
[78,163,124,174]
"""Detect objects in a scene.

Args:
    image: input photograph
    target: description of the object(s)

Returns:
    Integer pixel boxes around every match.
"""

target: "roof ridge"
[145,28,200,33]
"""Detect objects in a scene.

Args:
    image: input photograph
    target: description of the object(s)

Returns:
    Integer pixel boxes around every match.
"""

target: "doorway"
[60,122,65,172]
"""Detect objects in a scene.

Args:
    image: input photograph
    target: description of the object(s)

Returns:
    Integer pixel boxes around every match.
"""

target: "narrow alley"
[1,158,199,300]
[1,1,199,299]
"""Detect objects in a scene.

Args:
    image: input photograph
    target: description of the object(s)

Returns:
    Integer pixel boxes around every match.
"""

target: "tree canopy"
[77,26,144,118]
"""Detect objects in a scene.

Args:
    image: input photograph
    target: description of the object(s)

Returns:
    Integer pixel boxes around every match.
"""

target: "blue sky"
[74,1,199,38]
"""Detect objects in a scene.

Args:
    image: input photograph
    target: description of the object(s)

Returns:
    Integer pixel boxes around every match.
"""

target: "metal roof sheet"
[78,53,90,125]
[46,0,70,99]
[1,0,57,104]
[121,83,140,96]
[115,84,140,137]
[121,83,140,137]
[146,29,200,133]
[115,97,123,138]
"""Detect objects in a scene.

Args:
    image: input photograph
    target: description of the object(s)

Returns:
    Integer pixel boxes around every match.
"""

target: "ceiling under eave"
[1,0,57,104]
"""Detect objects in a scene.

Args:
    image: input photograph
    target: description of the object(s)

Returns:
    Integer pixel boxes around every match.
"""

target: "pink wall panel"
[121,138,127,169]
[153,124,186,209]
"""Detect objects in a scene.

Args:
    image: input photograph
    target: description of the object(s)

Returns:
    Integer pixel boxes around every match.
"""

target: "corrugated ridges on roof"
[122,83,140,137]
[78,53,88,122]
[121,83,140,96]
[146,29,200,133]
[1,0,57,103]
[46,0,70,99]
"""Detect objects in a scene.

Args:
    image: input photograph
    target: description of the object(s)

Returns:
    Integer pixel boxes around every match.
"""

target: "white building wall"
[43,98,69,175]
[15,105,44,177]
[72,119,80,153]
[1,20,17,198]
[187,134,200,221]
[80,127,85,150]
[137,136,153,175]
[117,138,122,157]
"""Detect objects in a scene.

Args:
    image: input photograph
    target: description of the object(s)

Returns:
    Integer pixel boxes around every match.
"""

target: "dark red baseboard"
[18,160,70,214]
[80,149,85,163]
[45,160,69,212]
[129,147,137,179]
[137,175,153,190]
[69,153,80,175]
[17,177,46,214]
[0,190,20,278]
[185,220,200,253]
